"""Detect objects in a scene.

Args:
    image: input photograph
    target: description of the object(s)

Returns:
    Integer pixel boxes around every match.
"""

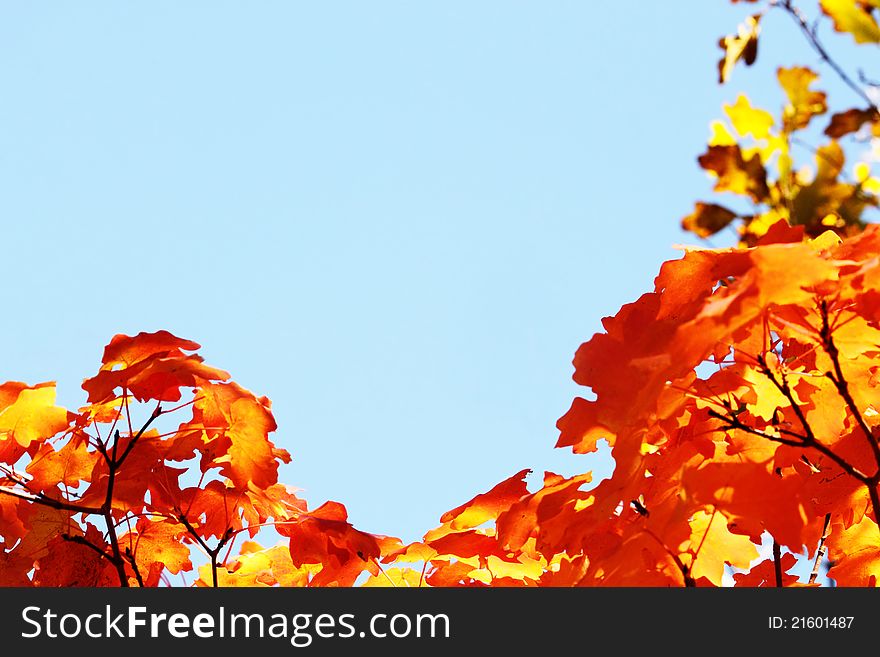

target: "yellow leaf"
[486,554,546,581]
[854,162,880,193]
[755,132,787,164]
[709,120,737,146]
[725,95,774,139]
[0,384,69,447]
[741,366,789,422]
[196,541,312,587]
[362,567,425,587]
[863,176,880,195]
[820,0,880,43]
[778,67,828,132]
[685,510,758,586]
[821,213,844,227]
[718,15,761,84]
[808,229,844,251]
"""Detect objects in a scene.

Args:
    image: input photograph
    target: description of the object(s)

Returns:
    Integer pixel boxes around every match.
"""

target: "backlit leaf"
[825,108,877,138]
[681,202,739,238]
[0,384,70,448]
[724,94,774,139]
[697,144,770,202]
[718,15,761,84]
[778,67,828,132]
[820,0,880,43]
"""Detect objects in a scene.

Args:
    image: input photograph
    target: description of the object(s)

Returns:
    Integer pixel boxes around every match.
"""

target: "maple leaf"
[10,505,82,569]
[682,510,758,586]
[216,397,284,490]
[177,381,290,490]
[724,94,774,139]
[0,384,70,448]
[33,527,117,587]
[820,0,880,43]
[0,542,31,586]
[426,530,513,562]
[279,501,385,587]
[681,202,739,238]
[123,519,193,584]
[438,469,531,531]
[733,552,798,587]
[78,429,184,514]
[778,67,828,132]
[0,494,27,545]
[0,331,373,589]
[826,515,880,585]
[789,141,870,233]
[197,541,311,587]
[718,14,761,84]
[177,480,250,540]
[697,144,770,202]
[496,471,594,556]
[82,330,230,403]
[381,541,438,567]
[25,431,98,493]
[246,482,308,526]
[825,108,877,138]
[0,382,29,411]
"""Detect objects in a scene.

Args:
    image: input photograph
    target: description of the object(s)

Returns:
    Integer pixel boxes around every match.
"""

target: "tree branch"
[114,403,162,468]
[124,546,145,587]
[819,305,880,473]
[177,513,235,587]
[779,0,880,115]
[773,541,784,588]
[101,430,129,587]
[707,409,871,482]
[61,533,112,562]
[809,513,832,584]
[0,486,102,516]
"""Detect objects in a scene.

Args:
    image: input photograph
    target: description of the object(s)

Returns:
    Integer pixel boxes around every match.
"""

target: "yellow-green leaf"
[725,94,774,139]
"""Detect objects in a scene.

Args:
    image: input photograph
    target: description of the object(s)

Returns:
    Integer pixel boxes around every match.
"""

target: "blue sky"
[1,1,871,549]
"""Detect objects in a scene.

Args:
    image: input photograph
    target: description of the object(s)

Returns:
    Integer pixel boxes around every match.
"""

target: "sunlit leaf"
[820,0,880,43]
[718,14,761,84]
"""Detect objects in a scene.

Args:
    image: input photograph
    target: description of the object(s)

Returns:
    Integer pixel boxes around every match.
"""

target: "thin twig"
[115,403,162,468]
[0,486,102,516]
[819,304,880,472]
[61,533,112,562]
[809,513,833,584]
[708,409,871,481]
[101,430,129,587]
[177,513,234,587]
[125,546,145,587]
[773,541,784,588]
[780,0,880,115]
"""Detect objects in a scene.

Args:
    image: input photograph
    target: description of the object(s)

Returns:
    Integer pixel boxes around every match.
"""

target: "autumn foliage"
[0,331,395,587]
[7,0,880,586]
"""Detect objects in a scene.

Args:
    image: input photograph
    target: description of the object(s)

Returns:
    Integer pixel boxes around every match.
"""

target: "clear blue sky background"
[1,1,873,549]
